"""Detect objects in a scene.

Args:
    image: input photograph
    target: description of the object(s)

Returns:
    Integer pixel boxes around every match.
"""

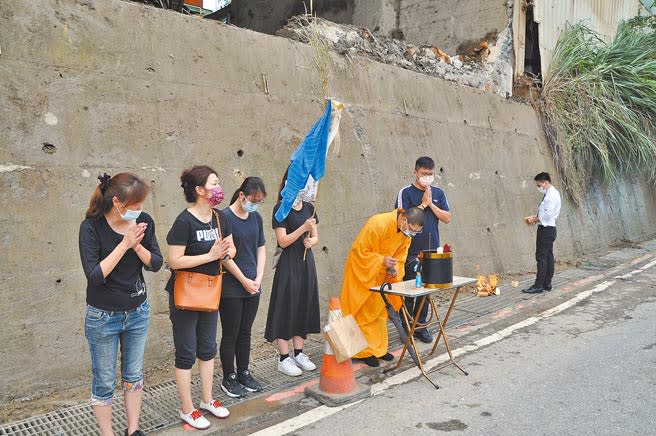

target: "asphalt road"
[292,267,656,436]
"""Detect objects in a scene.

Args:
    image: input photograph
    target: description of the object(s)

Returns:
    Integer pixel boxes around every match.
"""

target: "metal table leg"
[427,286,468,376]
[384,295,440,389]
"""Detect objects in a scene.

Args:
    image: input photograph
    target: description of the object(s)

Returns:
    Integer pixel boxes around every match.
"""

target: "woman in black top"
[218,177,267,398]
[79,173,163,436]
[265,171,321,377]
[166,165,235,430]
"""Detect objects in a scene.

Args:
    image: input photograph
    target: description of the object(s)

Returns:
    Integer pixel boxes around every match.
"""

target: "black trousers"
[534,225,557,289]
[403,256,429,326]
[219,295,260,375]
[168,292,218,370]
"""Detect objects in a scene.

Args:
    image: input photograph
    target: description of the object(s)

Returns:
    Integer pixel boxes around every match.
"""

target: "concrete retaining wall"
[397,0,511,53]
[1,0,654,404]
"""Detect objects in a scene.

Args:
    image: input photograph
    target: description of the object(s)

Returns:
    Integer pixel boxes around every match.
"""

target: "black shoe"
[360,356,380,367]
[125,430,146,436]
[544,284,553,291]
[221,372,246,398]
[237,369,263,392]
[522,286,544,294]
[413,328,434,343]
[377,352,394,361]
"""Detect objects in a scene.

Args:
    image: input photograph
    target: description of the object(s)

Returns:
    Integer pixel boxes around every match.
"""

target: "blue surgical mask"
[118,205,142,221]
[243,200,259,213]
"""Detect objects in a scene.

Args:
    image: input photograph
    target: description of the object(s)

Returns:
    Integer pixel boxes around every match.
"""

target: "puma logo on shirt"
[196,229,219,242]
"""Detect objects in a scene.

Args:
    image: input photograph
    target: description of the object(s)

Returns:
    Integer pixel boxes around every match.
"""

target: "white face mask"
[538,186,547,194]
[418,175,434,187]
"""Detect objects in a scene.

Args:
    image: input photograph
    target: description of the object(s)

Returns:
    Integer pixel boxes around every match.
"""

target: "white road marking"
[252,257,656,436]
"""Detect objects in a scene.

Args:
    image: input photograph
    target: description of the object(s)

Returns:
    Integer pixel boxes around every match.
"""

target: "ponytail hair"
[230,176,267,204]
[85,172,149,219]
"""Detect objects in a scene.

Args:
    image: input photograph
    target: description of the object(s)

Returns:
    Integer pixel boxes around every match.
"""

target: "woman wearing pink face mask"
[166,165,236,430]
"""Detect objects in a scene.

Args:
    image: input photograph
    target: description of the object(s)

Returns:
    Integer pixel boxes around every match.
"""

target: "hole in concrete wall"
[237,149,245,158]
[524,4,542,79]
[322,246,329,253]
[59,73,63,78]
[486,227,491,232]
[83,106,89,111]
[56,279,62,284]
[463,120,468,125]
[439,167,444,174]
[42,143,56,154]
[494,170,498,175]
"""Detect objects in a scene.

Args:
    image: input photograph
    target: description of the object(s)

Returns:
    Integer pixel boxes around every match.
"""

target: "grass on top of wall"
[540,15,656,204]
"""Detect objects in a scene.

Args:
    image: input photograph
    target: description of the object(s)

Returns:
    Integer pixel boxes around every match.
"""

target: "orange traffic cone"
[305,297,371,406]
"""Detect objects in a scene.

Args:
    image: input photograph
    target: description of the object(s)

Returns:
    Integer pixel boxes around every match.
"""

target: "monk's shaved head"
[403,207,425,227]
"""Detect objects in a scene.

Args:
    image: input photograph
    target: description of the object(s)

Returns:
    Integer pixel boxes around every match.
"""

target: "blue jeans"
[85,299,150,406]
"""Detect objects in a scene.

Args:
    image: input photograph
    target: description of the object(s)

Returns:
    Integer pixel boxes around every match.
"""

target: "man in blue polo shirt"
[395,156,451,343]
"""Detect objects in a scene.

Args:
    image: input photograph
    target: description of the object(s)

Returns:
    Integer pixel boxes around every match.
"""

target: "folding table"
[370,276,476,389]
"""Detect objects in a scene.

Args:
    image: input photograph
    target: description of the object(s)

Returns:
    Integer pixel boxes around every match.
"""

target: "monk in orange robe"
[340,208,425,367]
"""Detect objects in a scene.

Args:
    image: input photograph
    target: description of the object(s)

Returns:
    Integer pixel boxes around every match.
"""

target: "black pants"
[219,296,260,375]
[403,256,429,326]
[534,225,557,289]
[169,292,218,370]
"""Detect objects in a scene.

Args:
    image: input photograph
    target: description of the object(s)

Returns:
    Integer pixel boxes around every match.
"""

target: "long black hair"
[230,176,267,204]
[277,166,290,202]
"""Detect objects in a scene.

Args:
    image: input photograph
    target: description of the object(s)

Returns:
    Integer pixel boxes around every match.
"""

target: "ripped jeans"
[84,299,150,406]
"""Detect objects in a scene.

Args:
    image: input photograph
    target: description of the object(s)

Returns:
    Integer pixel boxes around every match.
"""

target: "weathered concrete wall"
[1,0,654,404]
[230,0,354,34]
[396,0,511,53]
[352,0,397,34]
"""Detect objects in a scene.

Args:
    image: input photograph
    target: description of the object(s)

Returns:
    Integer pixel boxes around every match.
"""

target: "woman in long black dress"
[265,173,320,376]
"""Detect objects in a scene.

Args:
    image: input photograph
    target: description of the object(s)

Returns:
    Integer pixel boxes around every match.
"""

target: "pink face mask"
[208,186,224,207]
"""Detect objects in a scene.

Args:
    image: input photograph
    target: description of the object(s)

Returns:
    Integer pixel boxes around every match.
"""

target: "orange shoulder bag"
[173,209,224,311]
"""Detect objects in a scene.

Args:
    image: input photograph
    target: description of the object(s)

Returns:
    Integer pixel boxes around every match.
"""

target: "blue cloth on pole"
[275,100,333,222]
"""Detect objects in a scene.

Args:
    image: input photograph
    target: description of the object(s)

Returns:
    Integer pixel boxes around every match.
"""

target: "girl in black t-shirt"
[166,165,235,430]
[79,172,163,436]
[218,177,267,398]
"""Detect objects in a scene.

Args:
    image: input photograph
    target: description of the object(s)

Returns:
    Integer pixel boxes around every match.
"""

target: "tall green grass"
[540,15,656,203]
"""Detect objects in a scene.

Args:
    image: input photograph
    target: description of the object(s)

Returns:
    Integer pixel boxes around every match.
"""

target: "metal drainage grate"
[0,397,172,436]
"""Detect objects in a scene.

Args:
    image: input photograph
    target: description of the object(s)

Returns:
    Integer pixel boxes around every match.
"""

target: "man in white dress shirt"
[523,172,562,294]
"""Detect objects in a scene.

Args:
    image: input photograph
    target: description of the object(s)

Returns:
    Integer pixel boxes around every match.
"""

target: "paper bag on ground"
[324,314,368,363]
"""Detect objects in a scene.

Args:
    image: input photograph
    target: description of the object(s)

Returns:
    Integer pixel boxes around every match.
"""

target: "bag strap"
[212,209,223,274]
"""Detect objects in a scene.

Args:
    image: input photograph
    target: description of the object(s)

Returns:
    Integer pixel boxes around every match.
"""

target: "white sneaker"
[179,409,211,429]
[293,352,317,371]
[200,399,230,419]
[278,356,302,376]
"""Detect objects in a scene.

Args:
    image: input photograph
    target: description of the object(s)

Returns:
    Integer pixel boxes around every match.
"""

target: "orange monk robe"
[340,209,411,358]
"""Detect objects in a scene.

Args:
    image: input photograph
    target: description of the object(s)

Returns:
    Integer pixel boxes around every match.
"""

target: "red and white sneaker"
[179,409,210,429]
[200,399,230,419]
